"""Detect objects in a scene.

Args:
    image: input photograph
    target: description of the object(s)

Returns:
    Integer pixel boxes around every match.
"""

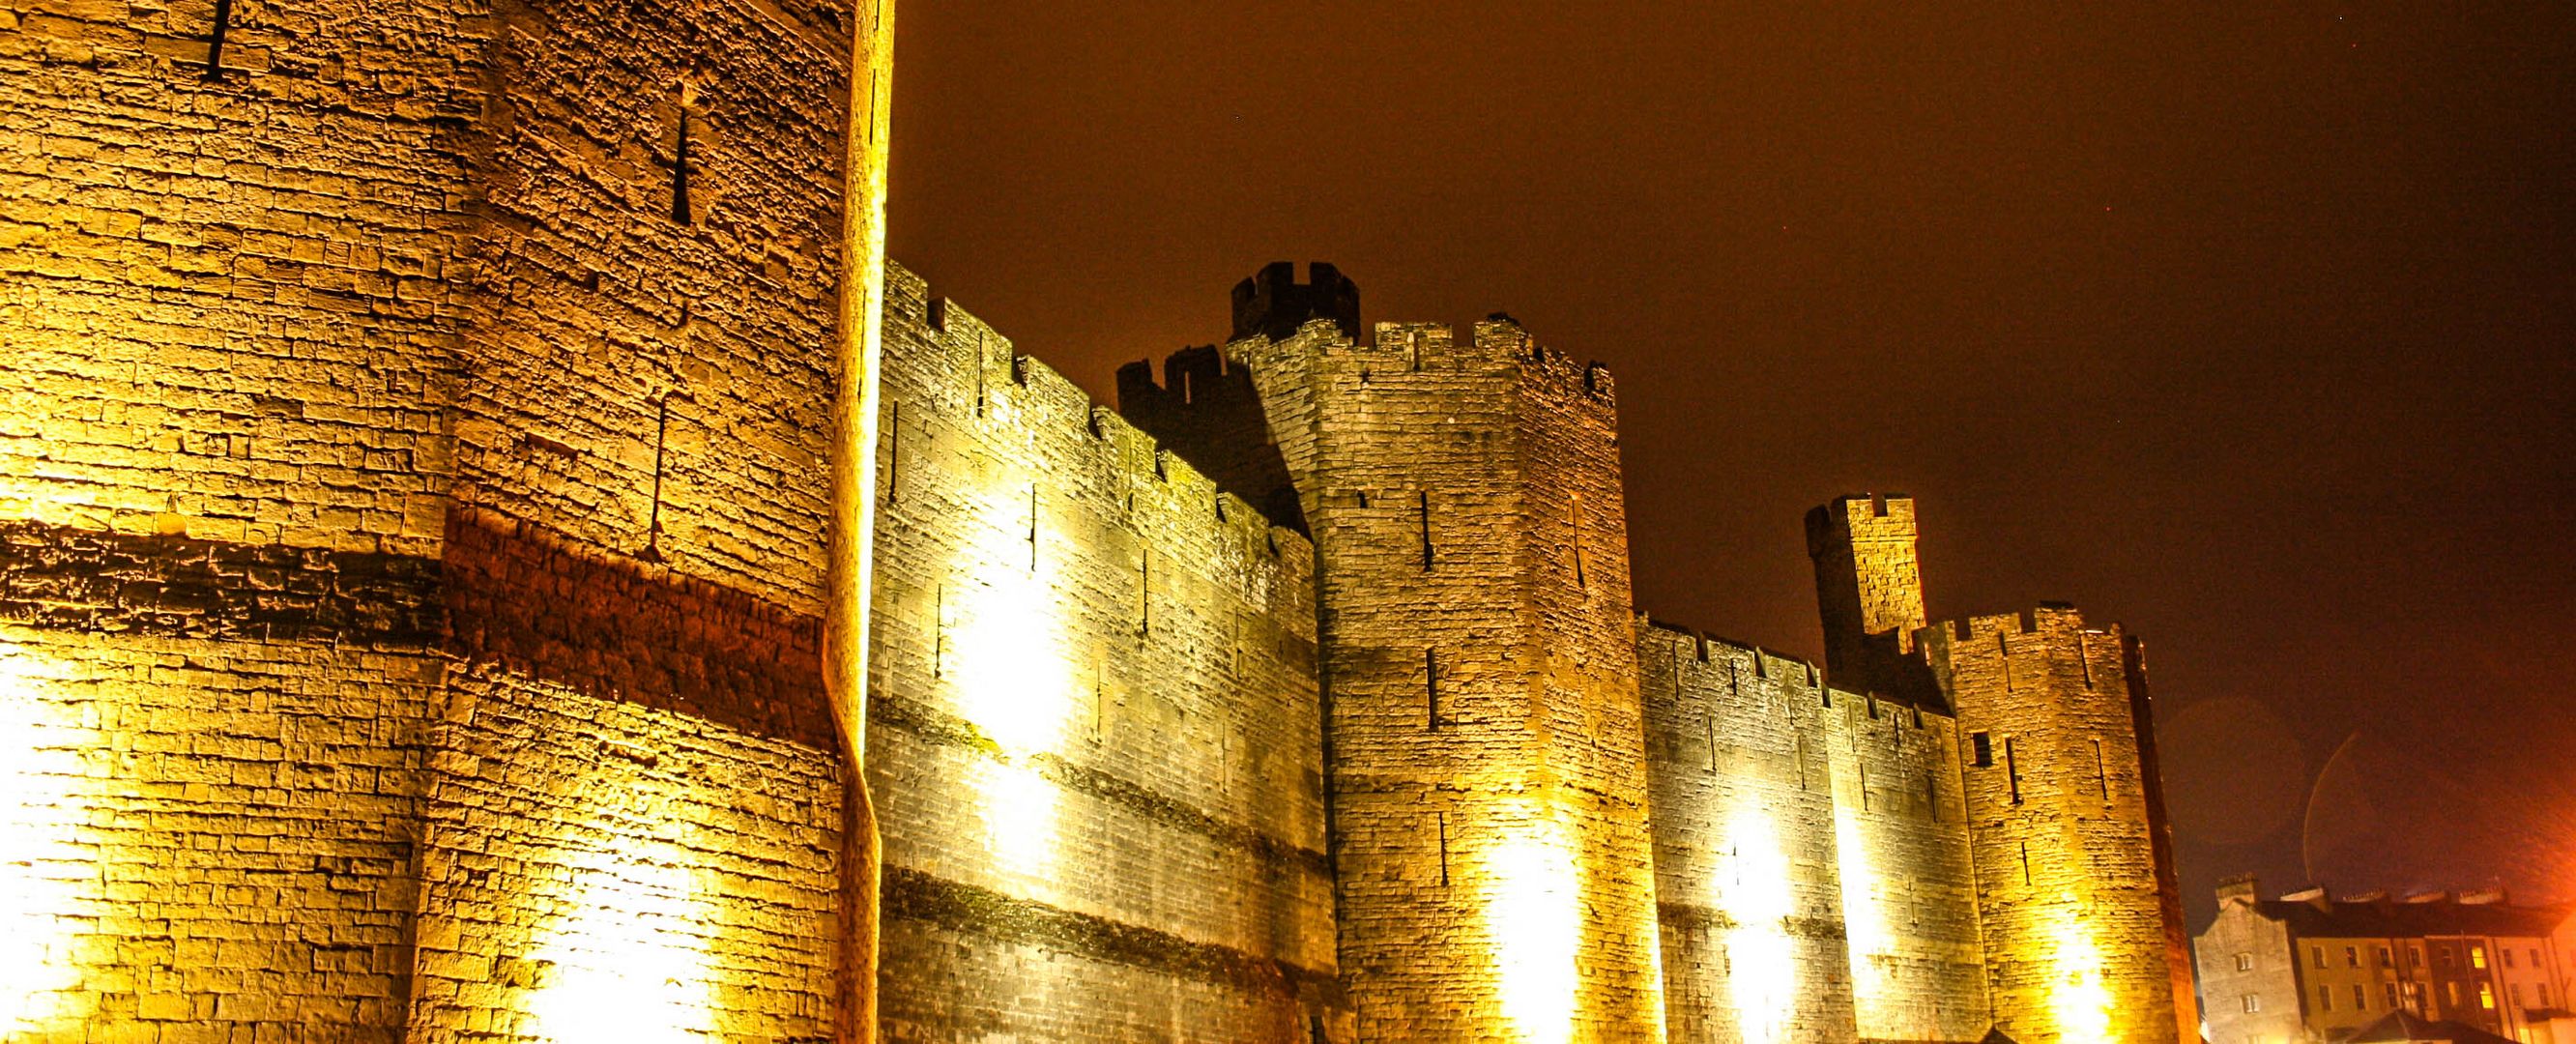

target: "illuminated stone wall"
[402,0,861,1031]
[1,0,479,1030]
[1925,607,2182,1044]
[1818,682,1990,1042]
[1228,294,1664,1041]
[0,594,442,1041]
[1807,497,1936,705]
[1638,624,1991,1044]
[866,268,1339,1041]
[1638,626,1860,1044]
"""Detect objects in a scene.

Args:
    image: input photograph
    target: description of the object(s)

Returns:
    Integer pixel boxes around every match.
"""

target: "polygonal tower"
[1806,494,1937,705]
[1810,495,2184,1044]
[1226,263,1665,1041]
[0,0,893,1036]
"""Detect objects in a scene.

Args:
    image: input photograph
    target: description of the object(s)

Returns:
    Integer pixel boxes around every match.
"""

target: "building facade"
[1,0,2191,1035]
[2196,878,2576,1044]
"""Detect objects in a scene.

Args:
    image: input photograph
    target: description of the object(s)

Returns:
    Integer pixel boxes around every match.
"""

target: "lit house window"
[2473,945,2488,970]
[2237,952,2255,972]
[2480,983,2494,1010]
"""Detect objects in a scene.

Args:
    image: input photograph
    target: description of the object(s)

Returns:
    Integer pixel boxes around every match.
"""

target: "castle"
[0,1,2193,1041]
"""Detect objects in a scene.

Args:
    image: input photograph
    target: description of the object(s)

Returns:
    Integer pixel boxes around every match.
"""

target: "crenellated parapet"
[867,263,1340,1041]
[1225,264,1664,1042]
[1637,619,1993,1044]
[1919,603,2181,1044]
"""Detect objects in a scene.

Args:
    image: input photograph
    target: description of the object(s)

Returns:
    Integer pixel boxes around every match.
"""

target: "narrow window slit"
[1435,812,1451,887]
[671,110,693,224]
[642,391,689,562]
[2004,737,2022,804]
[1425,648,1440,731]
[882,401,900,505]
[1569,493,1587,588]
[1703,702,1717,774]
[2092,738,2109,800]
[1417,491,1433,569]
[1136,553,1151,635]
[203,0,235,78]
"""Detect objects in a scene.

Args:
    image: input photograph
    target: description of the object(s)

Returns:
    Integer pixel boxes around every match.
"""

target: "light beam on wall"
[0,644,97,1033]
[942,469,1077,888]
[1723,805,1799,1044]
[1489,808,1582,1044]
[1837,807,1891,1013]
[523,835,719,1044]
[2045,904,2114,1044]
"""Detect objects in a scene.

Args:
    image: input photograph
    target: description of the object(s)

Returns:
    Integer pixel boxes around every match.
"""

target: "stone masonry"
[0,0,2195,1029]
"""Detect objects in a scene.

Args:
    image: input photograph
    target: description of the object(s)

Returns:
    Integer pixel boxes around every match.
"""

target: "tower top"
[1231,261,1360,343]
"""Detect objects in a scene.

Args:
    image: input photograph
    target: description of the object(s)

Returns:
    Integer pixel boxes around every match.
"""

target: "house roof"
[2338,1010,2517,1044]
[2248,896,2569,941]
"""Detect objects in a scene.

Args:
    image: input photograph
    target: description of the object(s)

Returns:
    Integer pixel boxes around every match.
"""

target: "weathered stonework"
[1202,274,1664,1040]
[0,0,2194,1027]
[1637,623,1991,1044]
[1923,607,2180,1044]
[864,268,1337,1042]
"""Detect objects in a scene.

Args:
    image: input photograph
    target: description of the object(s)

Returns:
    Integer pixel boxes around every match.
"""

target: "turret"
[1231,261,1361,343]
[1227,266,1665,1041]
[1808,494,1939,705]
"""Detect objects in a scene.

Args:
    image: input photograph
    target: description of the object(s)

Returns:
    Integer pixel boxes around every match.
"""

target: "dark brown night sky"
[883,2,2576,928]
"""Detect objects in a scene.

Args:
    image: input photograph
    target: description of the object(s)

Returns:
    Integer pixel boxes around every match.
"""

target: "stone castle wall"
[1819,682,1989,1043]
[1,0,1338,1033]
[1925,607,2181,1044]
[2,0,480,1030]
[866,269,1337,1042]
[1225,307,1663,1041]
[1638,627,1860,1044]
[1638,624,1992,1044]
[0,0,2194,1031]
[408,0,862,1033]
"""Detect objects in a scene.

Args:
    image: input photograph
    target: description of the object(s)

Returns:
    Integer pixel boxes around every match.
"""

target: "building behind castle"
[2195,878,2576,1044]
[2,0,2192,1039]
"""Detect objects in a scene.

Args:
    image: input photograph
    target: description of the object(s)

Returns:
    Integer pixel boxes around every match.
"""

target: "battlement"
[1930,602,2098,642]
[1805,492,1917,551]
[1232,261,1361,343]
[883,265,1314,579]
[1237,311,1619,407]
[1114,344,1305,531]
[1640,615,1824,687]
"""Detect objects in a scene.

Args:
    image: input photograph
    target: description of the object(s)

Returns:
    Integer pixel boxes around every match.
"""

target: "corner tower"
[1922,607,2182,1044]
[1808,494,1937,704]
[1809,496,2185,1044]
[1228,264,1664,1041]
